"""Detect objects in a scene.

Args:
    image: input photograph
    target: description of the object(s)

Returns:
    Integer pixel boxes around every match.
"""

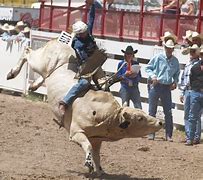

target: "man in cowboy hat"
[145,39,180,141]
[181,31,203,55]
[0,23,16,42]
[178,44,201,145]
[186,45,203,145]
[116,45,142,109]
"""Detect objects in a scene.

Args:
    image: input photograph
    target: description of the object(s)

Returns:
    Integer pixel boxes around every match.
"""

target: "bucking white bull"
[7,40,162,176]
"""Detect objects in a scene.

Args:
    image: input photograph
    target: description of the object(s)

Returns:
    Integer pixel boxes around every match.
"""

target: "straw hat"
[200,45,203,53]
[182,30,193,42]
[1,23,15,31]
[21,26,30,33]
[16,21,26,27]
[163,39,175,48]
[191,31,203,40]
[121,45,138,54]
[188,44,200,50]
[161,31,177,43]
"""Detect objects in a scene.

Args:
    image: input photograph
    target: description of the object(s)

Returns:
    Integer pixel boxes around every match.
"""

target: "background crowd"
[118,30,203,146]
[0,20,30,47]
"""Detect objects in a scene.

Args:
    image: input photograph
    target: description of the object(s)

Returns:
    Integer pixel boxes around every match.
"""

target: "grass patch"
[25,92,46,102]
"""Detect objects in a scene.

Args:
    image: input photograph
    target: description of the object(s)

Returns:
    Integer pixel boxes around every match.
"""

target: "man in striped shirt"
[179,44,200,144]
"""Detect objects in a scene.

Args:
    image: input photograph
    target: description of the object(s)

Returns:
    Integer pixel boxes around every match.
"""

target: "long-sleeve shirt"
[145,52,180,85]
[71,4,97,64]
[178,58,199,96]
[190,59,203,91]
[117,59,142,89]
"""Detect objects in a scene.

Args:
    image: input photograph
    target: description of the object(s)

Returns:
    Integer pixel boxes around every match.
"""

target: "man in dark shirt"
[186,52,203,145]
[117,45,142,109]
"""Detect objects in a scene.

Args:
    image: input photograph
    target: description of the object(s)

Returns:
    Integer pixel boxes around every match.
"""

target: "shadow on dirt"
[66,169,161,180]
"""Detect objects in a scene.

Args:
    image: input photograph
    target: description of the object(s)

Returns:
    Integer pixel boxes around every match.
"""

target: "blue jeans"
[119,85,142,109]
[63,79,90,106]
[148,83,173,138]
[184,90,201,140]
[188,90,203,141]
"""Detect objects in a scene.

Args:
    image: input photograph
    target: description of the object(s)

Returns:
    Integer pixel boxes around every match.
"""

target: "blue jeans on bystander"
[188,90,203,142]
[119,85,142,109]
[148,83,173,140]
[184,90,201,141]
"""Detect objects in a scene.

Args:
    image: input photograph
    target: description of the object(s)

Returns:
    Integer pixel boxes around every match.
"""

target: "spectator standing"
[150,0,182,14]
[162,0,181,14]
[0,23,15,41]
[117,45,142,109]
[186,47,203,145]
[145,38,180,141]
[179,44,200,143]
[181,0,195,15]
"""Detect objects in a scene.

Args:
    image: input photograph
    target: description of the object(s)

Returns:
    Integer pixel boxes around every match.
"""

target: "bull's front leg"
[70,132,95,174]
[29,76,45,91]
[90,139,104,176]
[7,58,27,80]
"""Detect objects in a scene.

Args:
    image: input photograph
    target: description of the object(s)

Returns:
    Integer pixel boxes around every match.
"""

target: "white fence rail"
[0,39,27,93]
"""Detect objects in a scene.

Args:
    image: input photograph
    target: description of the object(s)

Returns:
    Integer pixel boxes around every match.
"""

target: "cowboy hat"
[121,45,138,54]
[21,26,30,33]
[16,21,26,27]
[200,45,203,53]
[191,31,203,40]
[163,39,175,48]
[1,23,15,31]
[182,30,193,42]
[188,44,200,55]
[188,44,200,50]
[160,31,177,43]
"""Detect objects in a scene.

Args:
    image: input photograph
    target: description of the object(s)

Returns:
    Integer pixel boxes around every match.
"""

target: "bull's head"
[118,107,162,138]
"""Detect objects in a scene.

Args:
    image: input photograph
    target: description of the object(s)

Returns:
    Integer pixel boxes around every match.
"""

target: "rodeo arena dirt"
[0,92,203,180]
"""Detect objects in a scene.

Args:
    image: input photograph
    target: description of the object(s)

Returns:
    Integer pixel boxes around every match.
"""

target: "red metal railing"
[38,0,203,44]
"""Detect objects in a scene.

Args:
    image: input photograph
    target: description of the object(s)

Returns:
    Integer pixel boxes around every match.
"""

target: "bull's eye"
[93,111,96,116]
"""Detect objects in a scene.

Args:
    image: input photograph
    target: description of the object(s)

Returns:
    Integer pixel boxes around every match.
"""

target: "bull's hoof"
[96,166,105,177]
[7,70,14,80]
